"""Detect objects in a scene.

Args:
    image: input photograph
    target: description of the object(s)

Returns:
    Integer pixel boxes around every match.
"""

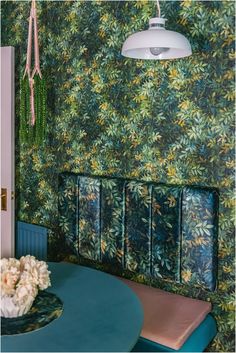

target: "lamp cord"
[156,0,161,18]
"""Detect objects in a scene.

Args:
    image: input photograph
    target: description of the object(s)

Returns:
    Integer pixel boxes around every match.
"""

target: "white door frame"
[1,46,15,258]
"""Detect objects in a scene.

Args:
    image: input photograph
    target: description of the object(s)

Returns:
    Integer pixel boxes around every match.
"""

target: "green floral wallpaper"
[1,1,235,351]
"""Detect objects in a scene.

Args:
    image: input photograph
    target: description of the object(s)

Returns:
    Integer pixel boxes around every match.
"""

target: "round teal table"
[2,262,143,352]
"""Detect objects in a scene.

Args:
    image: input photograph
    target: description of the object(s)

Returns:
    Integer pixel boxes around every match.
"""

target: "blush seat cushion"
[120,278,212,350]
[132,315,217,352]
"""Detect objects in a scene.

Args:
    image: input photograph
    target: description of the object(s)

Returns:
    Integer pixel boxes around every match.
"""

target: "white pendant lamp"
[121,0,192,60]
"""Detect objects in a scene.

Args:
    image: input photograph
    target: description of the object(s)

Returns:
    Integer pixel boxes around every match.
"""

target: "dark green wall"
[1,1,235,351]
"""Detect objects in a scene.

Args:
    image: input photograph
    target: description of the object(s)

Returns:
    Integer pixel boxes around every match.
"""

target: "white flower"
[36,261,51,290]
[0,258,20,296]
[14,281,38,305]
[1,270,18,295]
[0,256,51,307]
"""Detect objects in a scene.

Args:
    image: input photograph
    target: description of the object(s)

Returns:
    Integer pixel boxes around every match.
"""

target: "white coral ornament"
[0,256,51,318]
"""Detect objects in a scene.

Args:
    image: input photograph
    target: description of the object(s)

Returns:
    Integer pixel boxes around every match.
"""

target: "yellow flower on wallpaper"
[169,68,178,79]
[167,196,176,208]
[101,239,107,254]
[182,270,192,283]
[167,166,176,178]
[79,219,86,231]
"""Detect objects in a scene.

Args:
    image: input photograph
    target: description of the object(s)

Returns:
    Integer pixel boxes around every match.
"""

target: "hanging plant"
[20,76,46,145]
[20,0,47,145]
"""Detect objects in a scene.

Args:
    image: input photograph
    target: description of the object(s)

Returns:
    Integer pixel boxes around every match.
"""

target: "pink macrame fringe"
[23,0,42,126]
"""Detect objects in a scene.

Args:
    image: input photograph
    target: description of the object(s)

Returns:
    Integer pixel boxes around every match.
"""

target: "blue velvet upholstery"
[152,185,182,282]
[59,173,219,291]
[58,173,79,252]
[181,187,219,291]
[125,181,152,274]
[101,178,125,266]
[78,176,101,260]
[132,314,217,352]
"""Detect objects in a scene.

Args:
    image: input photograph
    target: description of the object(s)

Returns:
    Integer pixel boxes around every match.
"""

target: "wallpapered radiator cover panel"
[58,172,219,291]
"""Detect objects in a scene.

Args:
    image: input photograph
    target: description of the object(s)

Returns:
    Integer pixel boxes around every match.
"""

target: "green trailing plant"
[20,75,47,145]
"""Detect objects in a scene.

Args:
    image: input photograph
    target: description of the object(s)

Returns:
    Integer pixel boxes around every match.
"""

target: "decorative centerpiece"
[0,256,51,318]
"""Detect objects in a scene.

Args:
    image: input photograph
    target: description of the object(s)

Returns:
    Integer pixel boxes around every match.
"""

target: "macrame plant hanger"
[20,0,46,145]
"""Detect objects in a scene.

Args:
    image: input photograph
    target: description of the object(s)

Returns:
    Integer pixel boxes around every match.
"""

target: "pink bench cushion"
[120,278,212,350]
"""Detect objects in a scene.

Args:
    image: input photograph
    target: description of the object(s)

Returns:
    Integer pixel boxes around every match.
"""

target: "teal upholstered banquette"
[58,172,219,352]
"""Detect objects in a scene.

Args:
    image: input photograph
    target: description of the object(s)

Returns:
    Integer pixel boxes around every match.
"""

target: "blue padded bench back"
[58,173,219,291]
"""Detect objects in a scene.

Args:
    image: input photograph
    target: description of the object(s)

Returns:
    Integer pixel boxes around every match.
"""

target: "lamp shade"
[121,18,192,60]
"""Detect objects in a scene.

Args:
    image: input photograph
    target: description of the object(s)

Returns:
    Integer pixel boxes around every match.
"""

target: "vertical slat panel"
[181,187,218,291]
[78,176,101,261]
[17,224,22,257]
[16,221,47,261]
[125,181,152,275]
[152,185,182,282]
[101,178,125,267]
[58,173,79,254]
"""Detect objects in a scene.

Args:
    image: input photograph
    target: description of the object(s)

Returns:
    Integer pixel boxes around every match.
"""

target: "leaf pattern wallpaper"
[1,0,235,351]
